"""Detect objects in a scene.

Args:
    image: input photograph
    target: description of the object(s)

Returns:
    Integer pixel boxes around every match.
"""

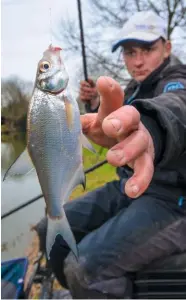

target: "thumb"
[96,76,124,122]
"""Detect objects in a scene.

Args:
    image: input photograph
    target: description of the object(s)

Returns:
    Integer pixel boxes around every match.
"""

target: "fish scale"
[28,90,82,216]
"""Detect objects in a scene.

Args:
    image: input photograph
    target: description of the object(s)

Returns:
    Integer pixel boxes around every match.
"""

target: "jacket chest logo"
[163,81,184,92]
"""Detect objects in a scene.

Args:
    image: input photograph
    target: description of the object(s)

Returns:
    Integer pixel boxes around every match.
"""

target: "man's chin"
[133,72,150,82]
[134,74,149,82]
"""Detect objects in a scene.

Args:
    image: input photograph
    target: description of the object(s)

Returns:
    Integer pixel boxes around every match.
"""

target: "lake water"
[1,134,46,261]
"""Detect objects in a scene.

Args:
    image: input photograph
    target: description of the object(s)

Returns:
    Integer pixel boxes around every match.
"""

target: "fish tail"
[46,212,78,261]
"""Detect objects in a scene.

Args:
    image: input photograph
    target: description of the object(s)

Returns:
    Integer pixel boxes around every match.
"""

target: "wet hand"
[81,76,155,198]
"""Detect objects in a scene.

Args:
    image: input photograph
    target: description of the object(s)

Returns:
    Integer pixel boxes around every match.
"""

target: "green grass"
[70,144,118,200]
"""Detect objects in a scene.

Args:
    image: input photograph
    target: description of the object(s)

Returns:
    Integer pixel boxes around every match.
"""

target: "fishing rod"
[77,0,95,113]
[1,159,108,220]
[77,0,88,81]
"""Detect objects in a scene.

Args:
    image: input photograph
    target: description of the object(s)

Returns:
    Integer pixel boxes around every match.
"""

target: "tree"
[1,77,32,132]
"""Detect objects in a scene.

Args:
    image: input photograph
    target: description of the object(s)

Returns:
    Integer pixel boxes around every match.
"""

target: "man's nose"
[134,52,144,67]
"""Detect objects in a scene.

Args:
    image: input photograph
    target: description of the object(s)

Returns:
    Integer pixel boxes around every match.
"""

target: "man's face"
[122,39,171,82]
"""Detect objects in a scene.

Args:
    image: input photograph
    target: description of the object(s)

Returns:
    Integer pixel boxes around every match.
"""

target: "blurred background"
[1,0,186,261]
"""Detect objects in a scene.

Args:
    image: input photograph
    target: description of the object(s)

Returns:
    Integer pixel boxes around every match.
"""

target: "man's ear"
[164,40,172,58]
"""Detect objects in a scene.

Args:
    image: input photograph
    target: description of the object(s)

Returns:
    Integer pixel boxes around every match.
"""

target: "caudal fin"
[46,212,78,261]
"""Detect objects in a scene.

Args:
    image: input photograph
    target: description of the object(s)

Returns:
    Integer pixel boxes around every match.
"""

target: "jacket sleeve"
[131,76,186,167]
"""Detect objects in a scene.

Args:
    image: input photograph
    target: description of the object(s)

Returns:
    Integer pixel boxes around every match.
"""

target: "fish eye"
[39,61,51,72]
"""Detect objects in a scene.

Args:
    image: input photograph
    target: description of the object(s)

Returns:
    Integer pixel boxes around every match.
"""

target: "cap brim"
[111,32,160,52]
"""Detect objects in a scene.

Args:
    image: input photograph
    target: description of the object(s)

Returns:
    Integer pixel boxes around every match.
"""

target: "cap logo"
[135,24,163,34]
[135,24,149,30]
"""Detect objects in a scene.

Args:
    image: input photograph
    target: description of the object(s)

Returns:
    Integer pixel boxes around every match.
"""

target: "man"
[48,11,186,298]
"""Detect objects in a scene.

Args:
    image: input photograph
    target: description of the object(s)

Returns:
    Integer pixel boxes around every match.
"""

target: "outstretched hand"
[81,76,155,198]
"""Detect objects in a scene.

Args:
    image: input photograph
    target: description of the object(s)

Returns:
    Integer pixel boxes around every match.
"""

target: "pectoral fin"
[81,133,96,154]
[64,97,73,129]
[3,148,35,181]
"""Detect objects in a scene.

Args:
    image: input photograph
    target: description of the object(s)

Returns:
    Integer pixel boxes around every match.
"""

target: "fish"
[3,44,95,260]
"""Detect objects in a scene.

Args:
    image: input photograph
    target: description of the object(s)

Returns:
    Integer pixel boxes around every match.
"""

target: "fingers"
[80,78,95,88]
[106,121,154,198]
[80,90,96,101]
[102,105,140,139]
[80,79,97,102]
[80,113,97,134]
[124,153,154,198]
[106,129,148,166]
[96,76,124,122]
[80,87,96,101]
[80,113,116,148]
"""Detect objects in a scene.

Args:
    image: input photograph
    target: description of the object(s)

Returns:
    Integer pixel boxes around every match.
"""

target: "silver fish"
[3,44,95,260]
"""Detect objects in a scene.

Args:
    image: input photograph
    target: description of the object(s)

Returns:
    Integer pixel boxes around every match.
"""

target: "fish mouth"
[42,87,65,95]
[49,87,65,95]
[38,75,67,95]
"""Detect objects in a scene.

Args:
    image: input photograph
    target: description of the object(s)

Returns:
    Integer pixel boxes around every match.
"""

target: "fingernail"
[104,76,114,88]
[131,185,139,195]
[109,119,121,131]
[110,149,124,160]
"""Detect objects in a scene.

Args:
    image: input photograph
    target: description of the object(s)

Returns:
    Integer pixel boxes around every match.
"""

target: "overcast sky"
[1,0,83,88]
